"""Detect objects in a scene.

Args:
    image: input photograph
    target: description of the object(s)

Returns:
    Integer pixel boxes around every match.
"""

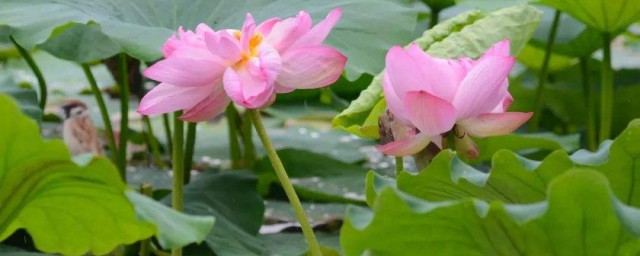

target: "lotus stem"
[226,104,243,169]
[530,10,561,132]
[579,57,597,150]
[183,122,197,184]
[163,113,173,156]
[241,111,257,169]
[81,64,118,163]
[139,183,153,256]
[248,109,322,256]
[142,116,165,169]
[599,32,614,143]
[10,36,47,111]
[429,9,440,28]
[171,111,185,256]
[116,53,131,180]
[395,156,404,174]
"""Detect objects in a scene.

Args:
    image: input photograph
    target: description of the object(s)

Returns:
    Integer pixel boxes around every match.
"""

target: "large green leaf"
[466,132,580,163]
[0,0,418,80]
[38,22,120,63]
[333,4,542,138]
[342,169,640,255]
[255,149,368,204]
[394,149,573,203]
[0,94,155,255]
[537,0,640,33]
[126,191,215,249]
[170,171,265,256]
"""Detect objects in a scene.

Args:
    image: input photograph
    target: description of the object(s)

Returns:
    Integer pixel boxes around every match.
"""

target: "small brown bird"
[59,100,103,156]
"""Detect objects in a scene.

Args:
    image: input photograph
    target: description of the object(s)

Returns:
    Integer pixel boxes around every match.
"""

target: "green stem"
[81,64,118,162]
[579,57,597,150]
[171,111,185,256]
[162,113,173,156]
[143,116,165,169]
[183,122,197,184]
[248,110,322,256]
[241,111,257,169]
[530,10,562,132]
[117,53,130,181]
[10,36,47,110]
[139,183,153,256]
[395,156,404,174]
[599,32,614,143]
[225,105,243,169]
[429,8,440,28]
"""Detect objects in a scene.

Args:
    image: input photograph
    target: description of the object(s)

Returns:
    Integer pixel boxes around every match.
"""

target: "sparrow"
[58,99,103,156]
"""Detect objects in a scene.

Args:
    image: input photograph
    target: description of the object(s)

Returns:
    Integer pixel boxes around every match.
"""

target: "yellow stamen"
[233,31,264,69]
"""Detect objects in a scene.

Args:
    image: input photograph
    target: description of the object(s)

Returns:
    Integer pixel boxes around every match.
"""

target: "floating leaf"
[0,75,41,121]
[126,191,215,249]
[334,5,542,138]
[255,149,368,204]
[0,94,155,255]
[170,171,265,256]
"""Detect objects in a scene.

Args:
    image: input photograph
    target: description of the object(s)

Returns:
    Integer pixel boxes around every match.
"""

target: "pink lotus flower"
[138,8,347,121]
[377,39,532,158]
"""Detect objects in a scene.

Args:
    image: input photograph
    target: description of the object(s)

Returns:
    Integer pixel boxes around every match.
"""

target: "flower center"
[233,30,263,69]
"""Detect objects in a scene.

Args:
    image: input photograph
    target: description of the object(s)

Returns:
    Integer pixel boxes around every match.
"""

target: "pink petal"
[205,31,242,62]
[276,45,346,90]
[382,73,409,123]
[180,86,230,122]
[266,11,312,53]
[195,23,215,35]
[404,91,456,136]
[256,17,281,36]
[376,132,432,156]
[458,112,533,138]
[452,55,515,119]
[491,84,513,113]
[223,68,275,109]
[137,83,213,116]
[479,39,511,60]
[406,44,458,101]
[291,7,342,49]
[254,44,282,84]
[143,58,224,87]
[384,46,425,98]
[241,13,256,52]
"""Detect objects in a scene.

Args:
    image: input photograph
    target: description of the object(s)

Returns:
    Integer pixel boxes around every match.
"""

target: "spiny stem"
[429,8,440,28]
[10,36,47,110]
[139,183,153,256]
[162,113,173,156]
[248,109,322,256]
[81,64,118,163]
[241,111,257,169]
[579,57,597,150]
[225,104,243,169]
[171,111,185,256]
[530,10,562,132]
[599,32,614,143]
[117,53,130,181]
[183,122,197,184]
[143,116,165,169]
[395,156,404,174]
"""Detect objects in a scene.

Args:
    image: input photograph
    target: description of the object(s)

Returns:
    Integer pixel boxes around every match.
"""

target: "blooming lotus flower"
[138,8,347,121]
[377,39,532,158]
